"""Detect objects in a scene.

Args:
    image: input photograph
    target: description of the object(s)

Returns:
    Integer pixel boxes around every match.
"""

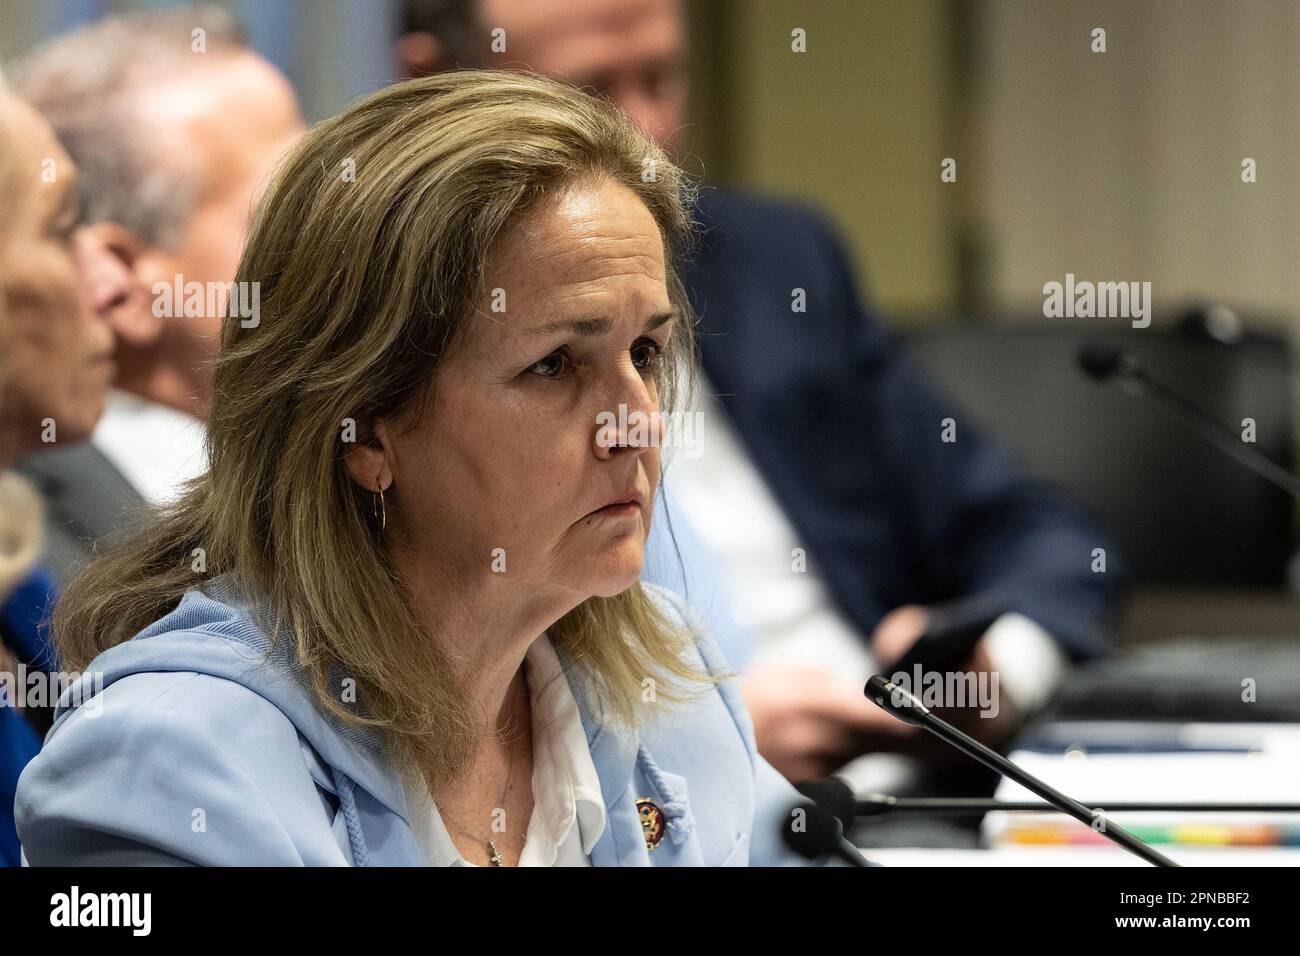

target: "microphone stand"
[857,794,1300,815]
[1079,343,1300,499]
[865,675,1180,867]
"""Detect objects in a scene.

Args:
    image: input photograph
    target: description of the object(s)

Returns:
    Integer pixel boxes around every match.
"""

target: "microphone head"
[795,776,856,830]
[865,673,928,727]
[1078,342,1137,381]
[781,799,845,861]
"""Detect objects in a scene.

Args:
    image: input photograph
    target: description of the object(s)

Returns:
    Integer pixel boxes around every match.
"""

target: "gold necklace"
[439,743,515,865]
[437,673,527,866]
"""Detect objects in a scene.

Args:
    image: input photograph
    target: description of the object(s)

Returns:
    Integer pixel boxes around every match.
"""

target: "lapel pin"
[636,797,665,851]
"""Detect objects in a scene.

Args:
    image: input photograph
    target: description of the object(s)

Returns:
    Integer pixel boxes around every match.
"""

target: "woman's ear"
[344,419,394,492]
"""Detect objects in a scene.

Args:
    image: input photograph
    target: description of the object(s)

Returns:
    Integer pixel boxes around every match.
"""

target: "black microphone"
[781,797,873,866]
[864,674,1179,867]
[795,776,858,831]
[1077,341,1139,381]
[1077,342,1300,499]
[856,794,1300,815]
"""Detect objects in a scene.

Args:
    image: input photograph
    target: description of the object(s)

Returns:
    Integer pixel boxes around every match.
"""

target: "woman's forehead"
[495,180,665,273]
[0,99,75,227]
[466,188,666,335]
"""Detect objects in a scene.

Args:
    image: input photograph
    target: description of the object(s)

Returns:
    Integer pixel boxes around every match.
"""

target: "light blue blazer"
[15,578,825,866]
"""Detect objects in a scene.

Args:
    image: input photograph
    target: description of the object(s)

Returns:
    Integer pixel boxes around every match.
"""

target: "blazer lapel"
[555,641,708,866]
[555,642,650,866]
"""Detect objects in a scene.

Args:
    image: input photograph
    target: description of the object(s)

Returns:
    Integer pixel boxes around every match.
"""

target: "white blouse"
[402,633,607,866]
[92,388,207,506]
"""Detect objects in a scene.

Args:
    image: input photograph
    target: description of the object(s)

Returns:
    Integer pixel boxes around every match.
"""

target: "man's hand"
[738,662,918,782]
[738,604,1025,782]
[870,605,1022,761]
[869,604,932,664]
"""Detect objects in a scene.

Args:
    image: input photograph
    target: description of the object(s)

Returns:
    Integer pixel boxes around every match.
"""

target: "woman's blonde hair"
[53,70,710,787]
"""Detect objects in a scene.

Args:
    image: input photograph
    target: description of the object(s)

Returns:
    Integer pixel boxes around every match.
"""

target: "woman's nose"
[591,361,663,459]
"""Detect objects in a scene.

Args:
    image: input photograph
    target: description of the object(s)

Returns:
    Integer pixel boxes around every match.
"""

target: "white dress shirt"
[91,389,208,507]
[403,633,607,866]
[663,377,1066,712]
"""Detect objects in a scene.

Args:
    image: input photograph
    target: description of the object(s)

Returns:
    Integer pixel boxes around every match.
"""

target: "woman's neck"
[434,669,536,866]
[394,543,578,735]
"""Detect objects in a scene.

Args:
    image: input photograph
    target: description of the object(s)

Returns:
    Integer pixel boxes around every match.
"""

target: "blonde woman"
[16,71,834,866]
[0,77,123,865]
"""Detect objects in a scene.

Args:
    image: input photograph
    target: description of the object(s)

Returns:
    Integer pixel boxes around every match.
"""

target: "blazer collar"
[553,641,640,808]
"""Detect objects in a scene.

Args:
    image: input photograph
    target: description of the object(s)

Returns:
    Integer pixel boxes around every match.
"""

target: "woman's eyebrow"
[524,310,676,337]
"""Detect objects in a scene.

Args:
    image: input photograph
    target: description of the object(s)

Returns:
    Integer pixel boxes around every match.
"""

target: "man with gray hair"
[15,5,304,581]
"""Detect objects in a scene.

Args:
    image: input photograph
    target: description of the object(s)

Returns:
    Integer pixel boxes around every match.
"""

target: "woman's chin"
[587,579,639,599]
[574,544,645,598]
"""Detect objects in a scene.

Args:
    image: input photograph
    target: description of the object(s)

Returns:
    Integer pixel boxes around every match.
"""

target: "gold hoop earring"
[372,487,387,532]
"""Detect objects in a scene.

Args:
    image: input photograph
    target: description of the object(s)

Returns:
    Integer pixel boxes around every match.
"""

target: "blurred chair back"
[903,319,1295,587]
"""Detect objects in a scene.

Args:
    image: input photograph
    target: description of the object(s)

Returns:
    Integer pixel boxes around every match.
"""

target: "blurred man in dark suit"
[399,0,1125,781]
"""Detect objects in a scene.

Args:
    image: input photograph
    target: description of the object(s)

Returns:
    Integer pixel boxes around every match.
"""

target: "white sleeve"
[981,612,1068,713]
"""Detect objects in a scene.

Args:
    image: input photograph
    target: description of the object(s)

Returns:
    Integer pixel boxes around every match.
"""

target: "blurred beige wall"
[971,0,1300,332]
[0,0,47,61]
[690,0,1300,334]
[687,0,961,319]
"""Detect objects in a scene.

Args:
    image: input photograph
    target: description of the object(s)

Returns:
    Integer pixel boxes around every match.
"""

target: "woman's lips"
[590,500,641,519]
[586,487,646,520]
